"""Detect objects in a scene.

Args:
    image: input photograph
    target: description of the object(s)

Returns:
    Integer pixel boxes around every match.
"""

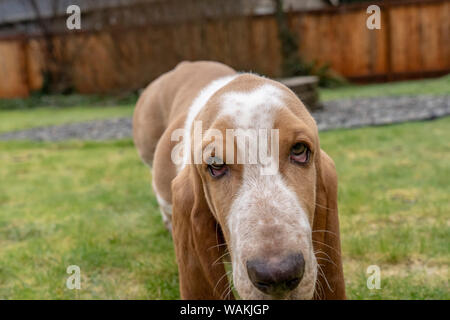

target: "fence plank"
[0,40,29,97]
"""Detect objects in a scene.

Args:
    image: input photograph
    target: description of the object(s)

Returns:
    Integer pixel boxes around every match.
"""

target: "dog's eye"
[290,143,310,164]
[207,157,228,178]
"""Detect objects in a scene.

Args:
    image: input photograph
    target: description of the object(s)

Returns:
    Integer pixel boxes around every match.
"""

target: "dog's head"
[171,74,343,300]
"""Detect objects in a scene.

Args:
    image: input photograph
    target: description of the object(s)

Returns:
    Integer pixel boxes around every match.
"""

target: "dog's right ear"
[171,165,233,300]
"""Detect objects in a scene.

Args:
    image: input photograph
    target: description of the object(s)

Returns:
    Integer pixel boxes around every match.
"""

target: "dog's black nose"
[246,252,305,296]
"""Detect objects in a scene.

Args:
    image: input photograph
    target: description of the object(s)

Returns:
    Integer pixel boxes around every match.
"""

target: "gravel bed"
[313,95,450,131]
[1,95,449,142]
[0,117,133,142]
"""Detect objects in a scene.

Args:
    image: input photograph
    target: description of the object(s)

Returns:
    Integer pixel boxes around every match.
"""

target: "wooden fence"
[0,0,448,98]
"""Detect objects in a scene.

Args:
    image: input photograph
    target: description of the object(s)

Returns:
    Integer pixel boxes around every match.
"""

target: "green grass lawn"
[0,106,134,134]
[0,116,448,299]
[320,74,450,101]
[0,93,137,134]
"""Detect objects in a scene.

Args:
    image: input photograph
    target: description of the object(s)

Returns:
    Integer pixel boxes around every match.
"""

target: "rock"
[277,76,321,111]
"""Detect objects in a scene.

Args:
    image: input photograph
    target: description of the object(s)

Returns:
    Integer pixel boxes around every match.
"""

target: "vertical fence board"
[0,40,29,97]
[420,3,444,71]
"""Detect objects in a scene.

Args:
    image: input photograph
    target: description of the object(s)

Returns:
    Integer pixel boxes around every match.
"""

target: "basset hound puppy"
[133,61,346,300]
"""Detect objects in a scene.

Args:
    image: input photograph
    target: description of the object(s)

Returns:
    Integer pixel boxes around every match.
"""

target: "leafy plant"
[274,0,346,87]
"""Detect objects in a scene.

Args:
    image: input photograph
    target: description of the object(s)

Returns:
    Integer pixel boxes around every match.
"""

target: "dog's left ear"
[171,165,233,300]
[313,150,346,299]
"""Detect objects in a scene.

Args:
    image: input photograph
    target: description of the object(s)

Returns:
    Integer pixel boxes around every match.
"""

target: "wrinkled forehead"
[198,74,317,140]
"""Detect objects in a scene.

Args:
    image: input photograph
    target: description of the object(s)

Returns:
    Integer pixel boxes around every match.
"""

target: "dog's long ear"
[313,150,346,299]
[171,165,233,300]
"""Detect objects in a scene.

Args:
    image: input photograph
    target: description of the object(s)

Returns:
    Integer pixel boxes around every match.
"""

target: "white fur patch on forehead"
[220,83,285,129]
[181,75,238,169]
